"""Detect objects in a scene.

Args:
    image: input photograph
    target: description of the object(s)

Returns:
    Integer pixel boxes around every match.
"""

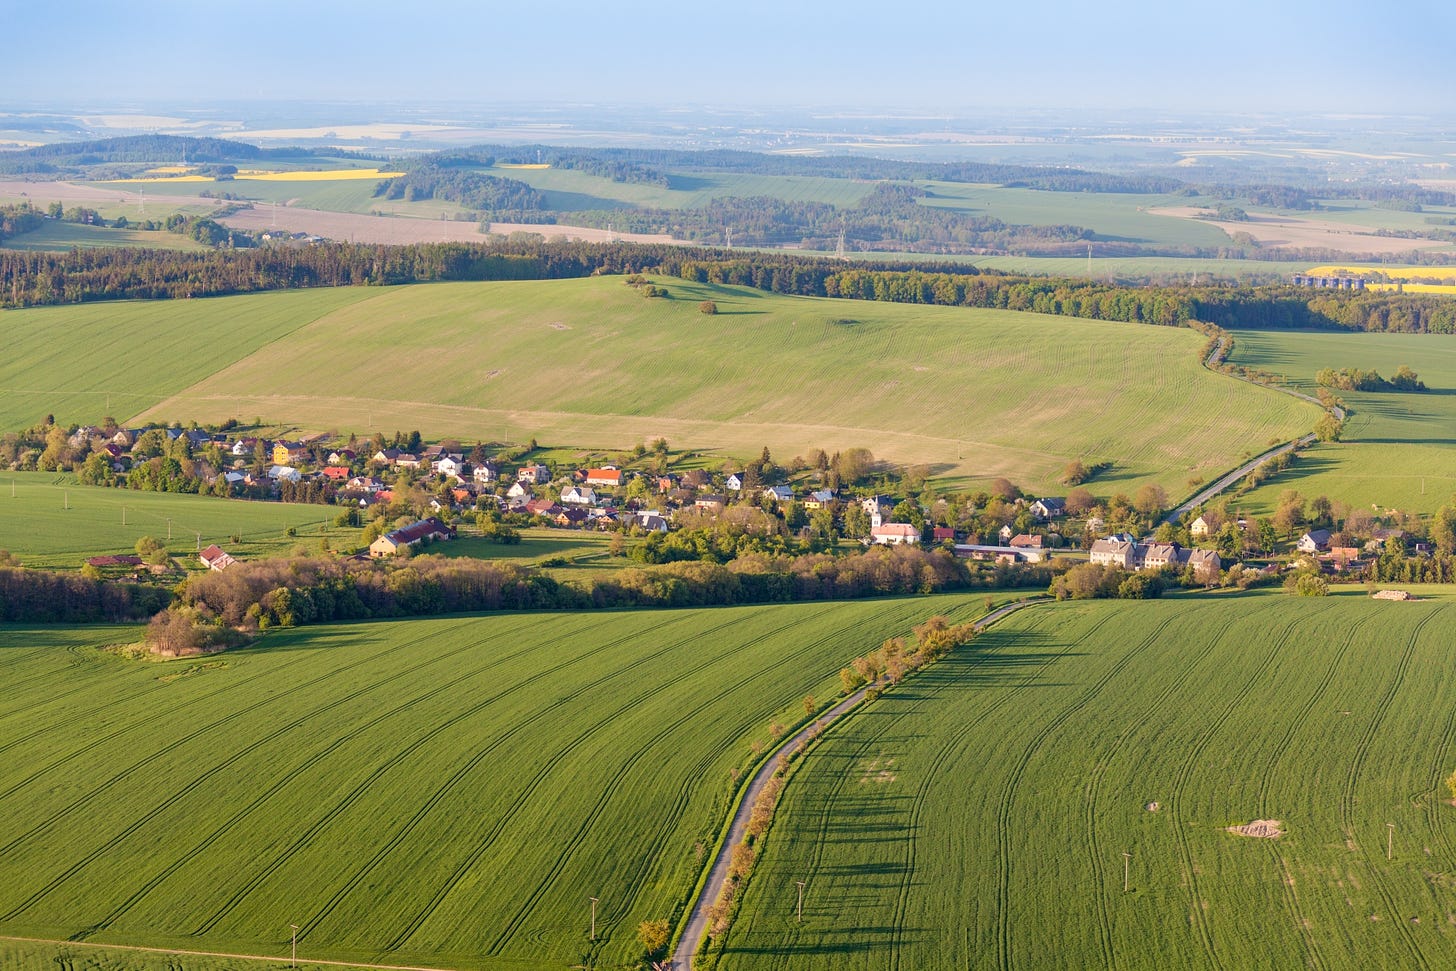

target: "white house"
[1189,515,1211,539]
[561,485,597,506]
[726,473,744,492]
[870,523,920,546]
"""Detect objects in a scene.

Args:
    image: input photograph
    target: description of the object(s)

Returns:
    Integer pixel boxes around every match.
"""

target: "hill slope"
[118,276,1317,494]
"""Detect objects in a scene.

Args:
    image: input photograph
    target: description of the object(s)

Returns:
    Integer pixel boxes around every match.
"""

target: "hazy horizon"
[5,0,1453,117]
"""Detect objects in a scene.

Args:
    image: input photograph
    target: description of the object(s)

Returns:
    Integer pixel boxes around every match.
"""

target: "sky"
[4,0,1453,116]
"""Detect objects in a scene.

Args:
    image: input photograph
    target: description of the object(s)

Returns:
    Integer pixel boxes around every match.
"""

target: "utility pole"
[589,896,598,942]
[796,880,806,923]
[1387,822,1395,861]
[290,923,299,968]
[167,518,173,541]
[1123,851,1132,893]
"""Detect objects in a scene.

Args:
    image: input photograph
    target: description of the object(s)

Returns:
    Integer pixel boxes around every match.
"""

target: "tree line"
[5,239,1456,334]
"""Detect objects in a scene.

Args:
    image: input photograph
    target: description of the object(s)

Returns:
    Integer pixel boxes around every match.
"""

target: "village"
[32,418,1433,589]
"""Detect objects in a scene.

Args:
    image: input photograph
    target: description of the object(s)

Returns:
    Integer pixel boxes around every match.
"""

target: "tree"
[1315,413,1343,442]
[638,919,670,961]
[1132,483,1168,517]
[1447,767,1456,804]
[698,300,718,315]
[1061,459,1089,485]
[1065,487,1095,516]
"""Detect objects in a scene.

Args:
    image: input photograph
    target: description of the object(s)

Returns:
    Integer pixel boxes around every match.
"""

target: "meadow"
[0,472,362,570]
[0,221,209,252]
[106,276,1318,496]
[0,286,373,432]
[723,592,1456,970]
[1227,329,1456,515]
[0,595,990,970]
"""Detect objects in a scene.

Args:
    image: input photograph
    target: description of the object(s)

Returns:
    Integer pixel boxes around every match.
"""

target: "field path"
[1164,335,1340,523]
[673,598,1046,969]
[0,934,459,971]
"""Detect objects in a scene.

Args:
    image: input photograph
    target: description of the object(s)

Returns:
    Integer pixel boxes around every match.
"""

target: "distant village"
[27,421,1436,584]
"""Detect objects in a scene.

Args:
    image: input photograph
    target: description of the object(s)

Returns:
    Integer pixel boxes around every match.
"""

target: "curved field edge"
[1227,329,1456,515]
[100,276,1319,495]
[721,591,1456,970]
[0,595,989,970]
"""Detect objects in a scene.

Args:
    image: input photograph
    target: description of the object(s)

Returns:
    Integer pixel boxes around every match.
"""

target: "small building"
[320,465,352,481]
[585,467,623,487]
[871,523,920,546]
[561,485,597,506]
[517,463,551,484]
[198,545,236,572]
[695,494,727,512]
[272,441,310,466]
[633,512,670,533]
[1029,498,1066,521]
[473,463,500,485]
[931,526,956,543]
[368,517,455,558]
[804,489,836,510]
[725,473,744,492]
[1189,515,1211,539]
[1009,534,1043,550]
[762,485,794,503]
[1297,529,1332,555]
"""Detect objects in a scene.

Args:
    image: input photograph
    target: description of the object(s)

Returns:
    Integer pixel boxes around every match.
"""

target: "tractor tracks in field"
[1338,607,1442,971]
[992,610,1173,971]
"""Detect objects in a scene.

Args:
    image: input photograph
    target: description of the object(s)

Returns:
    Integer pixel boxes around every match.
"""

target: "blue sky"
[4,0,1451,114]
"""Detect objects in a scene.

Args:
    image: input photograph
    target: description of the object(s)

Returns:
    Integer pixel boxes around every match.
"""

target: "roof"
[381,517,455,547]
[872,523,919,537]
[1009,534,1043,548]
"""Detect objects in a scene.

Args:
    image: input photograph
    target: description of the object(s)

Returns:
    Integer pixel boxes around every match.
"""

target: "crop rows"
[0,595,986,969]
[723,593,1456,970]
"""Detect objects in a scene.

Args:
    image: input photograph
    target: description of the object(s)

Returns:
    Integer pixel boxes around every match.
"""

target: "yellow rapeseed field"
[235,168,403,182]
[496,162,552,170]
[1306,264,1456,282]
[144,165,197,174]
[1365,282,1456,294]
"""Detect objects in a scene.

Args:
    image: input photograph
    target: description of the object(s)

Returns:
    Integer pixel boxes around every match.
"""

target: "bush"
[1285,572,1329,597]
[699,299,718,315]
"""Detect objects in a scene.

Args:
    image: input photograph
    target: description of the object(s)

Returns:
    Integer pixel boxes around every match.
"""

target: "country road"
[673,598,1048,969]
[1163,334,1343,524]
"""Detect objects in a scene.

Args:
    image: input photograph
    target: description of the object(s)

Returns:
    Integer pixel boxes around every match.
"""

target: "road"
[673,598,1047,969]
[1163,334,1344,524]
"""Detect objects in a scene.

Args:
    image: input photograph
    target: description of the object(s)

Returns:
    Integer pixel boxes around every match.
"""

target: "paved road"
[673,598,1047,969]
[1163,335,1344,525]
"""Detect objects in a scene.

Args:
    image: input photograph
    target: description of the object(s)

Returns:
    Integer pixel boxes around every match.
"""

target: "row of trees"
[1315,365,1425,392]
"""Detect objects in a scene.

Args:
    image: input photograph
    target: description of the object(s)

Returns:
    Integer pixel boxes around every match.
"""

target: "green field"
[69,276,1319,496]
[1228,329,1456,515]
[724,592,1456,969]
[0,220,209,252]
[0,472,362,570]
[0,287,373,432]
[0,596,988,969]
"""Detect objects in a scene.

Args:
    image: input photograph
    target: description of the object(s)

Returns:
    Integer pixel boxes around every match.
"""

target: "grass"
[0,286,374,432]
[1227,329,1456,515]
[0,472,364,570]
[0,595,990,970]
[0,221,209,252]
[101,275,1319,496]
[724,592,1456,970]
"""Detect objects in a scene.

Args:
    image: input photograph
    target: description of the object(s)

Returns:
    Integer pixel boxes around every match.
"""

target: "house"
[433,455,466,477]
[725,473,744,492]
[473,463,499,485]
[198,545,235,572]
[561,485,597,505]
[373,448,402,465]
[1140,543,1181,571]
[804,489,836,510]
[525,498,562,517]
[328,450,356,465]
[870,522,920,546]
[1009,534,1043,550]
[267,465,301,482]
[517,463,551,484]
[633,512,670,533]
[1297,529,1332,555]
[585,467,623,487]
[1331,546,1361,563]
[694,494,727,512]
[320,465,352,481]
[230,438,259,457]
[1030,498,1066,521]
[1184,548,1222,581]
[762,485,794,503]
[931,526,956,543]
[1189,515,1211,539]
[1089,538,1136,568]
[998,524,1015,543]
[953,544,1048,564]
[272,441,309,466]
[554,507,591,527]
[654,474,679,493]
[222,470,248,487]
[346,475,384,493]
[862,495,896,527]
[368,517,455,557]
[506,481,532,500]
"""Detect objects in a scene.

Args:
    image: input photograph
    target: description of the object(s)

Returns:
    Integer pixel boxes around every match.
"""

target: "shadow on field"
[725,925,920,957]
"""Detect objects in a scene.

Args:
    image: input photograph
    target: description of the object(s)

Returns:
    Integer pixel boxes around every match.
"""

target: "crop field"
[0,472,362,570]
[0,287,373,432]
[0,220,209,252]
[93,276,1324,495]
[1227,329,1456,515]
[724,592,1456,970]
[0,595,990,969]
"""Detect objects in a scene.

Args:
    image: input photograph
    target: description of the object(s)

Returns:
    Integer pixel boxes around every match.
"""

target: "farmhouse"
[1090,538,1221,579]
[1030,498,1066,520]
[585,467,623,487]
[368,517,455,558]
[198,545,236,571]
[870,523,920,546]
[1297,529,1332,554]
